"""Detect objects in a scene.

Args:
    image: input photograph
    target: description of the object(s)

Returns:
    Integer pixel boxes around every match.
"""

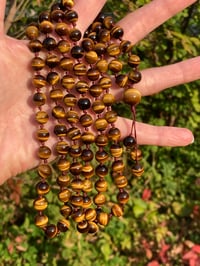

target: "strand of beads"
[26,0,144,238]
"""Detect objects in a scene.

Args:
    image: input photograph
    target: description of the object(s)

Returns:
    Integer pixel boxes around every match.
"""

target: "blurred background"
[1,0,200,265]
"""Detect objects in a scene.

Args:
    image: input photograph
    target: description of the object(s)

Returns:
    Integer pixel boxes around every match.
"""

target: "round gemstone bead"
[47,71,60,85]
[60,204,72,218]
[57,219,70,232]
[117,190,129,204]
[78,97,91,110]
[123,88,141,105]
[31,57,45,71]
[94,193,106,206]
[95,180,108,192]
[43,37,57,51]
[39,20,54,34]
[123,136,136,148]
[66,110,79,124]
[54,124,67,137]
[81,149,94,162]
[35,111,49,124]
[26,25,39,40]
[71,45,84,59]
[35,214,48,228]
[81,38,94,51]
[45,54,60,68]
[63,94,77,107]
[69,28,82,41]
[57,40,71,54]
[28,40,42,53]
[55,22,69,36]
[38,164,52,178]
[94,118,108,131]
[65,10,78,23]
[52,105,66,119]
[36,128,50,142]
[57,158,70,172]
[45,224,58,239]
[95,164,108,177]
[111,204,123,217]
[97,212,109,226]
[36,181,50,195]
[38,145,51,159]
[55,141,69,155]
[128,55,141,67]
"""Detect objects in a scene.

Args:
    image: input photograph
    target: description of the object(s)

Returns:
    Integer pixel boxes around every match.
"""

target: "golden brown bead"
[45,224,58,239]
[33,92,46,106]
[39,20,54,34]
[81,149,94,162]
[131,149,143,161]
[43,37,57,51]
[36,181,50,195]
[110,143,123,158]
[31,57,45,71]
[33,196,48,211]
[61,75,75,90]
[62,0,74,9]
[87,68,100,81]
[115,74,128,88]
[82,196,92,209]
[70,195,84,207]
[92,100,105,114]
[69,28,82,42]
[85,208,97,221]
[28,40,43,53]
[102,93,115,106]
[71,45,84,59]
[57,174,70,187]
[57,158,70,172]
[104,110,118,123]
[94,118,108,132]
[108,59,123,73]
[38,145,51,159]
[35,111,49,124]
[66,110,79,124]
[70,162,82,175]
[26,25,39,40]
[57,218,70,232]
[89,84,103,98]
[75,80,89,94]
[54,124,67,137]
[50,9,64,22]
[94,193,106,206]
[60,204,72,218]
[123,88,141,105]
[111,25,124,39]
[63,93,77,107]
[38,164,52,178]
[128,69,142,83]
[67,127,81,141]
[52,105,66,119]
[114,175,128,189]
[77,221,89,234]
[120,40,132,53]
[55,22,69,36]
[107,127,121,142]
[85,51,99,64]
[96,59,108,73]
[81,132,95,144]
[98,77,112,90]
[128,55,141,67]
[103,16,114,29]
[69,145,82,158]
[132,163,144,177]
[57,40,71,54]
[35,214,48,228]
[107,43,121,57]
[117,190,129,204]
[45,54,60,69]
[94,43,106,56]
[36,128,50,142]
[95,134,108,147]
[82,179,93,192]
[71,209,85,223]
[81,38,94,51]
[47,71,60,85]
[95,149,109,163]
[95,180,108,192]
[39,11,50,22]
[58,189,71,202]
[73,63,87,76]
[32,75,46,88]
[88,221,99,234]
[50,89,64,101]
[82,165,94,179]
[79,113,93,127]
[95,164,108,178]
[111,204,123,217]
[98,29,110,43]
[65,10,78,23]
[59,57,74,71]
[97,212,109,226]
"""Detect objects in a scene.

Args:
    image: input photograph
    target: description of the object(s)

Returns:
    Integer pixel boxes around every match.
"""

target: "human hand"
[0,0,198,184]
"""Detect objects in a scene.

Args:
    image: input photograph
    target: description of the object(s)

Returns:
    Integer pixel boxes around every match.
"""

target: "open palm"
[0,0,198,184]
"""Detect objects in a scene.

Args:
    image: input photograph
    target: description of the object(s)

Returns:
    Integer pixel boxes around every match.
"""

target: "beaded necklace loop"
[26,0,144,238]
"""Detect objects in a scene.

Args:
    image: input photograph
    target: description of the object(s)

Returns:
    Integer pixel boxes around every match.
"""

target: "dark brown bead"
[107,43,121,57]
[36,128,49,142]
[57,174,70,187]
[31,57,45,71]
[115,74,128,88]
[82,165,94,180]
[102,93,115,106]
[87,32,97,42]
[123,88,141,105]
[33,196,48,211]
[54,124,67,137]
[98,29,110,43]
[69,28,82,41]
[95,180,108,192]
[77,97,91,110]
[81,149,94,162]
[112,160,125,172]
[71,178,83,191]
[33,92,46,106]
[58,189,71,202]
[69,144,82,158]
[95,134,108,147]
[95,149,109,163]
[66,110,79,124]
[77,221,89,234]
[45,54,60,69]
[85,208,96,221]
[36,181,50,195]
[110,143,123,158]
[108,59,123,73]
[52,105,66,119]
[50,88,64,101]
[43,37,57,51]
[120,40,133,53]
[26,25,39,40]
[81,132,95,144]
[97,212,109,226]
[35,111,49,124]
[39,20,54,34]
[87,68,100,81]
[70,162,82,175]
[32,75,46,88]
[85,51,99,64]
[88,221,99,234]
[94,193,106,206]
[50,9,65,22]
[38,163,52,178]
[79,114,93,127]
[91,21,102,33]
[39,11,50,22]
[45,224,58,239]
[67,127,81,140]
[57,40,71,54]
[55,22,69,36]
[114,175,128,189]
[95,164,108,178]
[59,57,74,71]
[61,75,75,90]
[56,141,69,155]
[92,100,105,114]
[63,93,77,107]
[94,43,106,56]
[108,127,121,142]
[71,209,85,223]
[128,55,141,67]
[73,63,87,76]
[47,71,60,85]
[123,136,136,148]
[132,163,144,177]
[103,16,114,29]
[111,204,123,217]
[89,84,103,98]
[35,214,48,228]
[98,77,112,90]
[57,219,70,232]
[75,80,89,94]
[65,10,78,23]
[38,145,51,159]
[104,110,117,123]
[81,38,94,51]
[28,40,42,53]
[117,190,129,204]
[96,59,108,73]
[60,204,72,218]
[71,45,84,59]
[111,25,124,39]
[128,69,142,83]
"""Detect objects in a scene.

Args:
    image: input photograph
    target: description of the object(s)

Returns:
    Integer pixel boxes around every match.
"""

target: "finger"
[116,117,194,147]
[74,0,106,33]
[0,0,6,34]
[119,0,197,44]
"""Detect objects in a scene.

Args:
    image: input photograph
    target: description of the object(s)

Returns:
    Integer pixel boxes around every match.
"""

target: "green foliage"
[1,0,200,265]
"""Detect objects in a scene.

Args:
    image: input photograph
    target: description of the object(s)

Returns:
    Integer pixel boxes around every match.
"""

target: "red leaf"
[142,188,152,201]
[147,260,160,266]
[192,245,200,254]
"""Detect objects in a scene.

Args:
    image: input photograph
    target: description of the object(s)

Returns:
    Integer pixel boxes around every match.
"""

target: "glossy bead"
[88,221,99,234]
[131,149,142,161]
[56,141,69,155]
[77,97,91,110]
[94,193,106,206]
[39,11,50,22]
[38,145,51,159]
[60,204,72,218]
[107,127,121,142]
[58,189,71,202]
[95,149,109,163]
[57,218,70,232]
[123,136,136,148]
[69,28,82,41]
[82,165,94,179]
[110,143,123,158]
[98,77,112,90]
[111,204,123,217]
[54,124,67,137]
[70,162,82,175]
[81,38,94,51]
[67,127,81,141]
[95,164,108,178]
[98,29,110,43]
[120,40,132,53]
[83,196,93,208]
[35,214,48,228]
[114,175,128,189]
[92,100,105,114]
[72,209,85,223]
[59,57,74,71]
[65,10,78,23]
[94,43,106,56]
[111,25,124,39]
[70,195,83,207]
[36,181,50,195]
[89,84,103,98]
[45,54,60,69]
[108,59,123,73]
[28,40,42,53]
[91,21,102,33]
[69,144,82,158]
[73,63,87,76]
[79,114,93,127]
[102,93,115,106]
[85,208,97,221]
[94,118,108,132]
[81,132,95,144]
[96,59,108,73]
[132,163,144,177]
[50,89,64,101]
[128,70,142,83]
[75,80,89,94]
[52,105,66,119]
[81,149,94,162]
[36,128,49,142]
[33,196,48,211]
[31,57,45,71]
[95,134,108,147]
[45,224,58,239]
[38,164,52,178]
[57,158,70,172]
[104,110,117,123]
[128,55,141,67]
[123,88,141,105]
[43,37,57,51]
[71,178,83,191]
[35,111,49,124]
[87,68,100,81]
[112,160,125,172]
[57,174,70,187]
[47,71,60,85]
[107,43,121,57]
[39,20,54,34]
[57,40,71,54]
[55,22,69,36]
[77,221,89,233]
[63,93,77,107]
[66,110,79,124]
[26,24,39,40]
[85,51,99,64]
[50,9,65,22]
[62,0,74,8]
[71,45,84,59]
[115,74,128,88]
[82,179,93,192]
[97,212,109,226]
[103,16,114,29]
[61,75,75,90]
[117,190,129,204]
[32,75,46,88]
[95,180,108,192]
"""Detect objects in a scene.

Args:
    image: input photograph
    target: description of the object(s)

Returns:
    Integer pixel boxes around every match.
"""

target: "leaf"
[132,198,148,218]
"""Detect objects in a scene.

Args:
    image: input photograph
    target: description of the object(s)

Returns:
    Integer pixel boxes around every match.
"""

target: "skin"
[0,0,199,184]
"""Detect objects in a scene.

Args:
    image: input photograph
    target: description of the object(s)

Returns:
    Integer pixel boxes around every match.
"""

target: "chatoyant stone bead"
[54,124,67,137]
[38,145,51,159]
[70,161,82,175]
[88,221,99,234]
[57,218,70,232]
[108,59,123,73]
[82,179,93,192]
[35,214,48,228]
[77,221,89,233]
[77,97,91,110]
[81,38,94,51]
[39,11,50,22]
[39,20,54,34]
[59,57,74,71]
[111,25,124,39]
[115,74,128,88]
[62,0,74,9]
[123,135,136,148]
[131,149,143,161]
[112,160,125,172]
[57,40,71,54]
[82,165,94,179]
[60,204,72,218]
[71,178,83,191]
[63,93,77,107]
[102,93,115,106]
[114,175,128,189]
[94,43,106,56]
[38,163,52,178]
[69,144,82,158]
[45,54,60,68]
[95,134,108,147]
[107,127,121,142]
[57,158,70,172]
[73,63,87,76]
[75,80,89,94]
[71,45,84,59]
[36,181,50,195]
[82,196,92,208]
[110,143,123,158]
[69,28,82,42]
[132,163,144,177]
[81,149,94,162]
[97,212,109,226]
[94,118,108,131]
[58,189,71,202]
[107,43,121,57]
[57,174,70,187]
[66,110,79,124]
[45,224,58,239]
[95,180,108,192]
[67,127,81,140]
[61,75,75,90]
[99,77,112,90]
[26,24,39,40]
[50,88,64,101]
[36,128,50,142]
[89,84,103,98]
[47,71,60,85]
[91,21,102,33]
[128,69,142,83]
[35,111,49,124]
[79,113,93,127]
[96,59,108,73]
[33,196,48,211]
[50,9,65,22]
[104,110,118,123]
[128,55,141,67]
[94,193,106,206]
[70,195,84,207]
[92,100,105,114]
[95,149,109,163]
[43,37,57,51]
[111,204,123,217]
[123,88,141,105]
[87,32,97,42]
[71,208,85,223]
[95,164,108,178]
[55,22,69,36]
[87,68,100,81]
[32,75,46,88]
[85,208,97,221]
[117,190,129,204]
[81,132,95,144]
[28,40,42,53]
[52,105,66,119]
[31,57,45,71]
[65,10,78,23]
[85,51,99,64]
[120,40,132,53]
[98,29,110,43]
[103,16,114,29]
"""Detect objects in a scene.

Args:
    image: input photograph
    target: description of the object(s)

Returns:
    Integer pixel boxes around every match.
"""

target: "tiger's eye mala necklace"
[26,0,144,238]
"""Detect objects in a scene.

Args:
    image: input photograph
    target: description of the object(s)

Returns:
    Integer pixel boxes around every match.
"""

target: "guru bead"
[123,88,141,105]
